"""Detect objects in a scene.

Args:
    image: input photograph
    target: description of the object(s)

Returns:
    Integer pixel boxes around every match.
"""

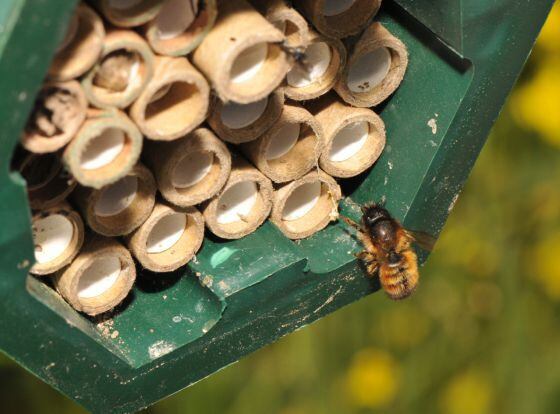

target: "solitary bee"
[343,203,435,300]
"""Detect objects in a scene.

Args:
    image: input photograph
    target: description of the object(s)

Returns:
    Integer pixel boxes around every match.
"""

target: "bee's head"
[362,204,391,228]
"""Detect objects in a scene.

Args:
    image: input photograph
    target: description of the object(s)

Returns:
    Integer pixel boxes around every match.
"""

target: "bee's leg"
[356,250,376,264]
[366,262,379,276]
[342,216,361,230]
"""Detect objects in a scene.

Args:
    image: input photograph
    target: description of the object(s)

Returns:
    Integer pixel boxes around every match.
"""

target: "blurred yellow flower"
[537,2,560,53]
[528,232,560,301]
[439,370,494,414]
[511,57,560,147]
[345,348,400,409]
[510,2,560,147]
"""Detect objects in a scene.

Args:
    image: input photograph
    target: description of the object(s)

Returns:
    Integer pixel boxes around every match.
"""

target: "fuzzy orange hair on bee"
[343,203,434,300]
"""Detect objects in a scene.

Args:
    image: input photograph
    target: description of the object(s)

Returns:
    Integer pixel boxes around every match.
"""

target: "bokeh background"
[2,3,560,414]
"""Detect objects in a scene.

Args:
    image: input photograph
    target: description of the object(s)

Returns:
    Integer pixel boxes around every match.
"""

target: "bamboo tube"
[207,89,284,144]
[145,0,217,56]
[54,236,136,316]
[270,169,341,239]
[21,81,87,154]
[63,109,143,189]
[335,23,408,107]
[284,30,346,101]
[30,203,85,276]
[297,0,381,39]
[307,94,385,177]
[250,0,310,50]
[203,155,273,240]
[81,30,155,109]
[72,163,156,237]
[192,0,290,104]
[48,4,105,81]
[144,128,231,207]
[127,203,204,272]
[130,56,209,141]
[241,104,323,183]
[17,152,77,210]
[94,0,164,28]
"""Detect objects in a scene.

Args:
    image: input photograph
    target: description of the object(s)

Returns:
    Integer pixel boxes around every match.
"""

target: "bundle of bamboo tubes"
[15,0,408,316]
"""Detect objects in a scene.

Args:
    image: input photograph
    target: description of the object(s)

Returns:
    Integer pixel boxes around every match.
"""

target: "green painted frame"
[0,0,554,412]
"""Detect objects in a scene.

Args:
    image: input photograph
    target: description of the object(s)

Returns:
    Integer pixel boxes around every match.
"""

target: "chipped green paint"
[0,1,554,413]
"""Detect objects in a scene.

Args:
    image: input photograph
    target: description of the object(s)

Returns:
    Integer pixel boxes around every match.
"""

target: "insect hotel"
[0,0,553,412]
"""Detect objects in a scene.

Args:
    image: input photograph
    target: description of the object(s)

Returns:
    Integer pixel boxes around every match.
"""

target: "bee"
[343,203,435,300]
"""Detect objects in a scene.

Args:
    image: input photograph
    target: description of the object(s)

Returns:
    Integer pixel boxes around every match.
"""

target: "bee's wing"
[405,229,437,252]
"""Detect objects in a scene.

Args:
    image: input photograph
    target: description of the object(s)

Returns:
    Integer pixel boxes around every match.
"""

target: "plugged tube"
[127,203,204,272]
[145,0,217,56]
[54,236,136,316]
[241,103,323,183]
[21,81,87,154]
[270,169,341,239]
[207,89,284,144]
[30,202,85,276]
[308,94,386,177]
[144,128,231,207]
[297,0,381,39]
[82,30,155,109]
[72,163,156,237]
[334,23,408,107]
[202,155,273,240]
[192,0,290,104]
[63,109,143,189]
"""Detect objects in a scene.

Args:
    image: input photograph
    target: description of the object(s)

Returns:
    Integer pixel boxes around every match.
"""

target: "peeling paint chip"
[148,340,175,359]
[428,118,438,135]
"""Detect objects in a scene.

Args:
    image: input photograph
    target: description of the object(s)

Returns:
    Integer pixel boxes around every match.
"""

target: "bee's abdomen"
[379,251,419,300]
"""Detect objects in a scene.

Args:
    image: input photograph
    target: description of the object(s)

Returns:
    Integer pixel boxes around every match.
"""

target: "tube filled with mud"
[82,30,155,109]
[21,81,87,154]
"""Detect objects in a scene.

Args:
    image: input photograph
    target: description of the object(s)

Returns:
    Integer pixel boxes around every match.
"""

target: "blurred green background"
[2,4,560,414]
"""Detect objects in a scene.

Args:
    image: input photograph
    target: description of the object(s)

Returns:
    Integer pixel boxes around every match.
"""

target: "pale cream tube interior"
[145,213,187,254]
[154,0,198,40]
[230,43,269,84]
[287,42,332,88]
[80,128,126,171]
[282,181,322,221]
[322,0,357,16]
[347,47,392,93]
[217,181,259,225]
[94,176,139,217]
[33,215,74,264]
[172,152,214,188]
[328,121,369,162]
[266,123,301,160]
[220,97,269,129]
[77,256,122,299]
